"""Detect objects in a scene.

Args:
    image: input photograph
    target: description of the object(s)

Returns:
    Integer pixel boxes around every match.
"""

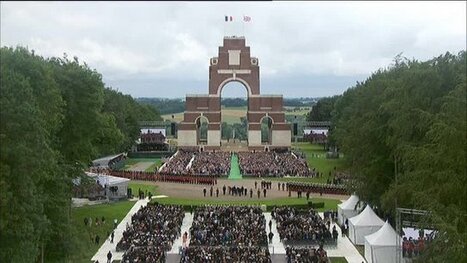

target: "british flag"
[243,15,251,22]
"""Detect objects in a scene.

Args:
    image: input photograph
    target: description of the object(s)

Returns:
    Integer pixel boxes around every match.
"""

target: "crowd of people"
[159,150,194,175]
[238,151,311,177]
[180,246,271,263]
[285,245,329,263]
[189,206,268,246]
[272,207,333,246]
[402,230,433,258]
[202,184,269,198]
[189,151,231,176]
[156,174,217,185]
[117,204,184,261]
[286,182,349,196]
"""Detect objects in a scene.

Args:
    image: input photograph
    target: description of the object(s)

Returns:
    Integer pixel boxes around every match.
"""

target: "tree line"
[0,47,161,262]
[309,52,466,261]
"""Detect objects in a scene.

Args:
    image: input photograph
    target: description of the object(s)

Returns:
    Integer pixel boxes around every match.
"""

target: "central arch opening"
[220,81,248,148]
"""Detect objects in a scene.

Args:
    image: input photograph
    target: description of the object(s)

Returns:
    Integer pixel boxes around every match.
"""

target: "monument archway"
[178,36,291,150]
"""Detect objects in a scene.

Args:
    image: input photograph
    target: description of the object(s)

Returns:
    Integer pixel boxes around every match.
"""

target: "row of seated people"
[190,205,268,247]
[118,203,184,261]
[136,142,168,152]
[238,151,312,177]
[159,150,193,175]
[121,246,165,263]
[180,246,271,263]
[285,245,329,263]
[272,207,333,246]
[286,182,349,195]
[189,151,231,176]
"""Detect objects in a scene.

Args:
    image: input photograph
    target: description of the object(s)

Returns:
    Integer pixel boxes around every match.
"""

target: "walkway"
[168,212,194,254]
[318,213,367,263]
[91,198,151,263]
[228,153,242,180]
[263,212,286,254]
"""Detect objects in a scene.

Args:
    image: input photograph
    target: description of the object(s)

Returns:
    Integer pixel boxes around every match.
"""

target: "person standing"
[255,181,257,189]
[210,186,213,197]
[203,187,207,197]
[250,188,253,198]
[257,189,261,199]
[263,188,267,198]
[110,230,114,243]
[107,250,112,263]
[268,231,274,244]
[216,188,219,197]
[269,220,272,232]
[223,185,226,195]
[113,218,118,229]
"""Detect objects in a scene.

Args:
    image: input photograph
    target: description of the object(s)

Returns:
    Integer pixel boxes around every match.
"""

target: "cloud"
[1,1,465,98]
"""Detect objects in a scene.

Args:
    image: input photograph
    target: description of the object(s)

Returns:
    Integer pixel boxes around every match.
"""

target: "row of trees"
[0,47,161,262]
[321,52,465,261]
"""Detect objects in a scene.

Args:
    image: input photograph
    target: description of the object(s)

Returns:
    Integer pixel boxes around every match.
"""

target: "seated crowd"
[189,151,231,176]
[238,151,311,177]
[118,204,184,262]
[189,205,268,246]
[180,246,271,263]
[285,245,329,263]
[272,207,333,245]
[181,205,270,262]
[287,182,349,196]
[159,150,194,175]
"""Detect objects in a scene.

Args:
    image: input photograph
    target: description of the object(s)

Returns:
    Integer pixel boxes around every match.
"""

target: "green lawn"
[70,201,136,262]
[330,258,349,263]
[153,197,340,212]
[121,158,161,171]
[292,142,346,183]
[144,159,162,172]
[128,181,158,196]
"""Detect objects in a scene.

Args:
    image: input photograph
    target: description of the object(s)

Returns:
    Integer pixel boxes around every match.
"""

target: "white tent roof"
[365,221,400,246]
[338,195,360,210]
[85,172,130,187]
[349,205,385,226]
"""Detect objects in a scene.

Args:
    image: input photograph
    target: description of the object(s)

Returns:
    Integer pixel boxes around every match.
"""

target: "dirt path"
[132,179,348,202]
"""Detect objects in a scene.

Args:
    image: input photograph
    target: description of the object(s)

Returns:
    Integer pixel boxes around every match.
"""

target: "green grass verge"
[70,201,136,262]
[153,197,340,212]
[121,158,161,171]
[128,181,158,196]
[292,142,346,183]
[144,159,162,172]
[330,257,349,263]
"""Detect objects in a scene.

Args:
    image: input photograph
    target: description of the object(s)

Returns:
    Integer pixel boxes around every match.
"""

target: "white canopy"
[337,195,361,225]
[364,221,402,263]
[349,205,385,245]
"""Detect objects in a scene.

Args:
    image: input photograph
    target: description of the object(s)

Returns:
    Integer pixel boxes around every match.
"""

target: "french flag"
[224,16,233,22]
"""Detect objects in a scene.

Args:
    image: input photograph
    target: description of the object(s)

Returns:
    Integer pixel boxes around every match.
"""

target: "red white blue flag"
[225,16,233,22]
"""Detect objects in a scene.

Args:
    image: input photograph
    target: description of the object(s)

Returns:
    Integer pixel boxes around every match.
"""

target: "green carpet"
[228,154,242,180]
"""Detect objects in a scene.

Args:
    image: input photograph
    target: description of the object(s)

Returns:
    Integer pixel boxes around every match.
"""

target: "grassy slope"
[70,201,136,262]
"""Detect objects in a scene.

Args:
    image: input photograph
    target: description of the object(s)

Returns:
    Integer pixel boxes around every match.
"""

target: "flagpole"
[242,15,245,37]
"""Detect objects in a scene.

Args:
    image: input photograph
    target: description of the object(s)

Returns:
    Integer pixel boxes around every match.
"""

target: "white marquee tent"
[349,205,385,245]
[338,195,362,225]
[364,221,402,263]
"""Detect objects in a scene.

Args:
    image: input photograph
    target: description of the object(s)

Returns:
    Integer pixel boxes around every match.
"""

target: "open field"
[293,142,346,181]
[121,158,161,171]
[70,201,136,262]
[162,106,310,124]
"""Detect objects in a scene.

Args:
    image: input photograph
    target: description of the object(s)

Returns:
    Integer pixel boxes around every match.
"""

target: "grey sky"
[1,1,465,98]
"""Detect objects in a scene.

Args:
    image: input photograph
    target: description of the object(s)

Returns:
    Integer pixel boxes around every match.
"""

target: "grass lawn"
[153,197,340,212]
[329,257,349,263]
[144,158,162,172]
[70,201,136,262]
[128,181,158,196]
[292,142,346,183]
[121,158,161,171]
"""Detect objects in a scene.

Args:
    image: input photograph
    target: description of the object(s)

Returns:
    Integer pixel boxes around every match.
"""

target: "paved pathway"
[168,212,194,254]
[318,213,366,263]
[264,212,286,254]
[91,198,151,263]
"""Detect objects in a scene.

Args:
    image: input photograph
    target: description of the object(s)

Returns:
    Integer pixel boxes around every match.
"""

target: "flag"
[225,16,233,22]
[243,15,251,22]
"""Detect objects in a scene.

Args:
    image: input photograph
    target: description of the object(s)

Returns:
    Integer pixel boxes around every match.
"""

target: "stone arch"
[217,77,253,97]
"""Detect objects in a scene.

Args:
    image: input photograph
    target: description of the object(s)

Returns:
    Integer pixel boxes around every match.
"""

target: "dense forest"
[322,52,465,261]
[0,47,161,262]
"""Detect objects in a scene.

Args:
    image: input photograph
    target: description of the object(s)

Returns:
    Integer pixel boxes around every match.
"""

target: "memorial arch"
[178,36,291,150]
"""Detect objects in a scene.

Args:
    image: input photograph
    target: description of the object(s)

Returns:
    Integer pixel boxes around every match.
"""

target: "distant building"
[137,128,168,151]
